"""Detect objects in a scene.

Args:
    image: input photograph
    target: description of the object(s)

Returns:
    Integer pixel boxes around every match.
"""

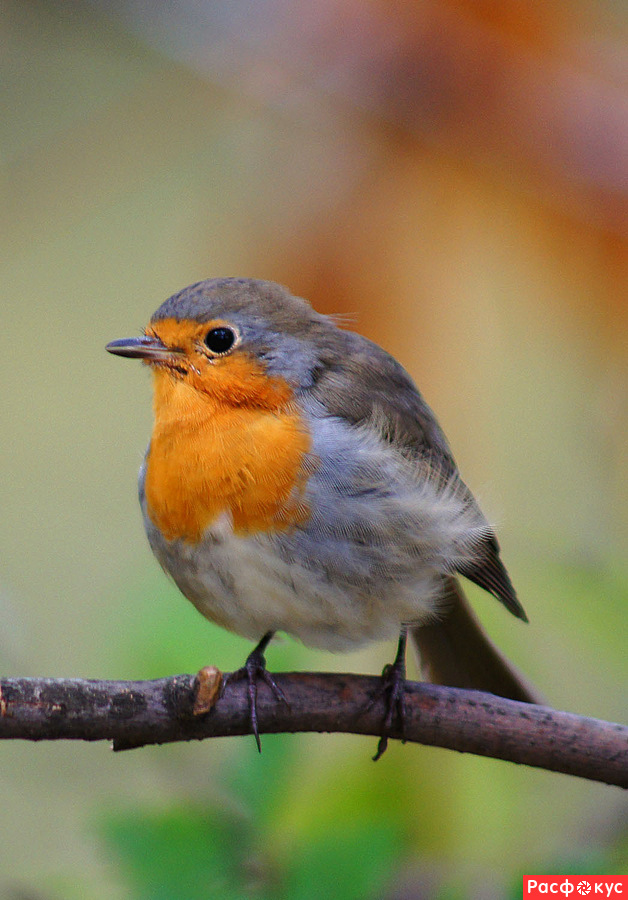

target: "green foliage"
[100,734,407,900]
[103,807,248,900]
[102,802,403,900]
[282,825,400,900]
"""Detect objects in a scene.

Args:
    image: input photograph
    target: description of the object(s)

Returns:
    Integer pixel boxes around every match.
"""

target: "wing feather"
[306,329,527,620]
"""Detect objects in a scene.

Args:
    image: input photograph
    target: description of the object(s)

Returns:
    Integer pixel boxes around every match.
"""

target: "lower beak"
[106,335,181,361]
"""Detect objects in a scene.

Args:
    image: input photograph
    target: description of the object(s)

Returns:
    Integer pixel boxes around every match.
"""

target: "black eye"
[204,326,236,354]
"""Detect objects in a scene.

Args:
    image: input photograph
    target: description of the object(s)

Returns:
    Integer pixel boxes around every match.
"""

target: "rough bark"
[0,673,625,787]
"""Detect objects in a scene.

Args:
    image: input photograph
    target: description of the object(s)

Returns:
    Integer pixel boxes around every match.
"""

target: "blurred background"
[1,0,626,896]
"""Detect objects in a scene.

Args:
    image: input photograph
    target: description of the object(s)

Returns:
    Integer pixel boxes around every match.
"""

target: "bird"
[106,277,537,758]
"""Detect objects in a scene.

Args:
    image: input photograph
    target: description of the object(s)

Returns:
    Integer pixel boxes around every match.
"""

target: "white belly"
[145,512,444,651]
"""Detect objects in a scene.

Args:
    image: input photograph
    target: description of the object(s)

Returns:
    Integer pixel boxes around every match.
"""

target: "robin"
[107,277,537,758]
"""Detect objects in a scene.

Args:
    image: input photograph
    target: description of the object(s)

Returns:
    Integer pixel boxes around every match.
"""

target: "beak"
[105,335,181,361]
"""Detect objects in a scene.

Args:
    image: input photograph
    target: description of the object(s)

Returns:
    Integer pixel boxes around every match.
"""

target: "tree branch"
[0,672,625,787]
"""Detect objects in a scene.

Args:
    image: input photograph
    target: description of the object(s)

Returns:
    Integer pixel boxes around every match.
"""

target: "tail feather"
[412,577,540,704]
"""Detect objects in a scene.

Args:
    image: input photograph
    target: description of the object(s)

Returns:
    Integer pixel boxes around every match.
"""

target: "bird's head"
[106,278,336,409]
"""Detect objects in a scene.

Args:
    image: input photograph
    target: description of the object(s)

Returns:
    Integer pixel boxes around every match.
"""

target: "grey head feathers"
[152,278,324,335]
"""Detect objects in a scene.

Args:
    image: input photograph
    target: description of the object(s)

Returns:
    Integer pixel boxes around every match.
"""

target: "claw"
[227,631,289,751]
[368,626,409,761]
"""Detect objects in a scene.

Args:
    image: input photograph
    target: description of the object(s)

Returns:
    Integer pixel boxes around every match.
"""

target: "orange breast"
[144,366,312,543]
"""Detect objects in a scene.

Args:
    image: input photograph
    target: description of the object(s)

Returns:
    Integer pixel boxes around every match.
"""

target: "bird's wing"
[307,330,527,621]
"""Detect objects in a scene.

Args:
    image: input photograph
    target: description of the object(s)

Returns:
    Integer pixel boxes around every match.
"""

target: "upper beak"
[105,335,181,361]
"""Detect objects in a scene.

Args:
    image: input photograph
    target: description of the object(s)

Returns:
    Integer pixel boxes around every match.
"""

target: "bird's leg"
[370,625,409,761]
[228,631,288,752]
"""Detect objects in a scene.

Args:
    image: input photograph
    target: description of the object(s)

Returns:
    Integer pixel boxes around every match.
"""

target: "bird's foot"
[227,632,288,752]
[367,626,409,761]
